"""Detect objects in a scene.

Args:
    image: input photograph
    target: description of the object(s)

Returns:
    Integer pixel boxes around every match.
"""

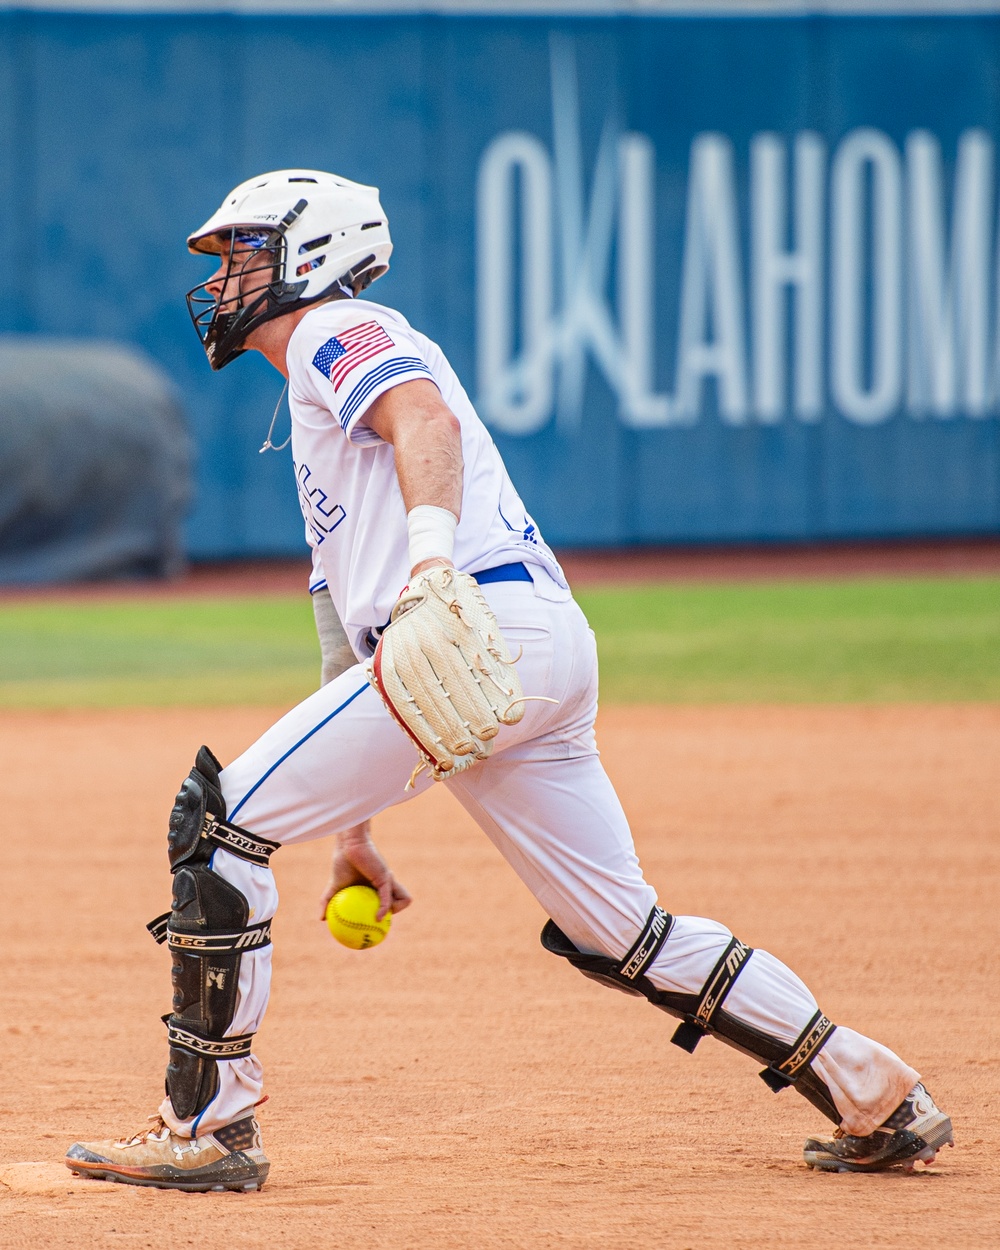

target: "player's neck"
[247,305,318,377]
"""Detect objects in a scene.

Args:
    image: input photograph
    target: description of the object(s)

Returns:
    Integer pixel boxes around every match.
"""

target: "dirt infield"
[2,704,997,1248]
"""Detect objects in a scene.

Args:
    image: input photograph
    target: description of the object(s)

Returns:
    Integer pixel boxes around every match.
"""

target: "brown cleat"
[65,1113,269,1192]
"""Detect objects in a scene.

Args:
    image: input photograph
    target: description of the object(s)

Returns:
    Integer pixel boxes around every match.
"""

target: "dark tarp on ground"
[0,337,192,583]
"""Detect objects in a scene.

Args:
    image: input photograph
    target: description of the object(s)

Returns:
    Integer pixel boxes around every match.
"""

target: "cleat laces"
[116,1115,170,1149]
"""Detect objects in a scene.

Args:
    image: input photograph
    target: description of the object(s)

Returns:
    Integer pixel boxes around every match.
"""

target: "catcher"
[66,170,952,1190]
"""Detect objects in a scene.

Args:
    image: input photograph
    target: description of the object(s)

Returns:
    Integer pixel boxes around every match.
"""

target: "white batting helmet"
[186,169,392,370]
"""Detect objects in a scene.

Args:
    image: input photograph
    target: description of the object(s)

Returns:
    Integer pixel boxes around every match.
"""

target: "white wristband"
[407,504,457,569]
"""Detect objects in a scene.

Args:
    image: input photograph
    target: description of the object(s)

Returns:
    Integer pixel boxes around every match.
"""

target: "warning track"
[2,536,999,604]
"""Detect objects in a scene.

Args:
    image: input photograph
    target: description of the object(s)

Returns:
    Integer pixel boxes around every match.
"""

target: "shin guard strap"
[540,906,675,1002]
[164,1017,256,1061]
[759,1011,837,1092]
[618,906,673,983]
[203,815,281,866]
[670,937,753,1054]
[147,913,272,953]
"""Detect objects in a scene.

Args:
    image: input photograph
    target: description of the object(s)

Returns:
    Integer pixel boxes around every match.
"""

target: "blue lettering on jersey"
[498,503,538,545]
[295,460,346,546]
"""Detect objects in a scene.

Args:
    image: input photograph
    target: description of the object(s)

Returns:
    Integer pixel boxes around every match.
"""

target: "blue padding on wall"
[0,12,998,556]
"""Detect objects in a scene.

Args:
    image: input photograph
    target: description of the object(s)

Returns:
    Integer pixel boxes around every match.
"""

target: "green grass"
[0,597,323,708]
[578,577,1000,703]
[0,575,996,708]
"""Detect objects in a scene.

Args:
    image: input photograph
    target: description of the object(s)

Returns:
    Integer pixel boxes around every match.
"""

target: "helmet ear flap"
[329,254,383,299]
[351,263,389,295]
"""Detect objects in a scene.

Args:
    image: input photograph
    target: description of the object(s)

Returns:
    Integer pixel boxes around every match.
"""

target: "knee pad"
[147,746,280,1121]
[542,909,840,1125]
[167,745,280,870]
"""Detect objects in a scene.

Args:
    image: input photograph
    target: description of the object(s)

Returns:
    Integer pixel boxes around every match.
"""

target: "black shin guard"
[147,746,280,1122]
[541,911,840,1125]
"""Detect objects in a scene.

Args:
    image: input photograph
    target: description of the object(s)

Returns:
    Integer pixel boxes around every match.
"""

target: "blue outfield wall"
[1,11,999,555]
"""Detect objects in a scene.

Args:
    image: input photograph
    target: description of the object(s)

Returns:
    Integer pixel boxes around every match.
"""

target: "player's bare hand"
[319,821,412,923]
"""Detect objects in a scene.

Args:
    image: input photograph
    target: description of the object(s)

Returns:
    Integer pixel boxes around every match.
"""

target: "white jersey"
[285,298,568,659]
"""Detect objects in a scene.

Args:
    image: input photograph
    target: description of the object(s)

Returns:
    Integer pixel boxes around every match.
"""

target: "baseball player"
[66,170,952,1190]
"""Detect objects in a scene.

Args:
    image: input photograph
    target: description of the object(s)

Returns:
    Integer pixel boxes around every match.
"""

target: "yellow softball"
[325,884,392,950]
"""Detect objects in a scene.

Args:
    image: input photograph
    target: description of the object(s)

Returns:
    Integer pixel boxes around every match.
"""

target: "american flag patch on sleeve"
[311,322,395,392]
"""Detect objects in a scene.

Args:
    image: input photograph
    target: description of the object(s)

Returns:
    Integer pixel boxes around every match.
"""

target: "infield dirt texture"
[1,561,998,1247]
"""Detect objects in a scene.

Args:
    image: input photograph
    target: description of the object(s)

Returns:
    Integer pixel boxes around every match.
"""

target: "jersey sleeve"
[306,314,436,445]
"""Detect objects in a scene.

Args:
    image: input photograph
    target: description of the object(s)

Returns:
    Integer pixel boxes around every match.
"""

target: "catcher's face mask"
[186,223,299,371]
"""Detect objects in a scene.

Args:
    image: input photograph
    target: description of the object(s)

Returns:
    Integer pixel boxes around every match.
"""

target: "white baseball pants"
[160,581,918,1139]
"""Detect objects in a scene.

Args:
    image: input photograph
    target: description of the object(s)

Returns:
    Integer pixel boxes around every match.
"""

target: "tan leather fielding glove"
[366,566,525,784]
